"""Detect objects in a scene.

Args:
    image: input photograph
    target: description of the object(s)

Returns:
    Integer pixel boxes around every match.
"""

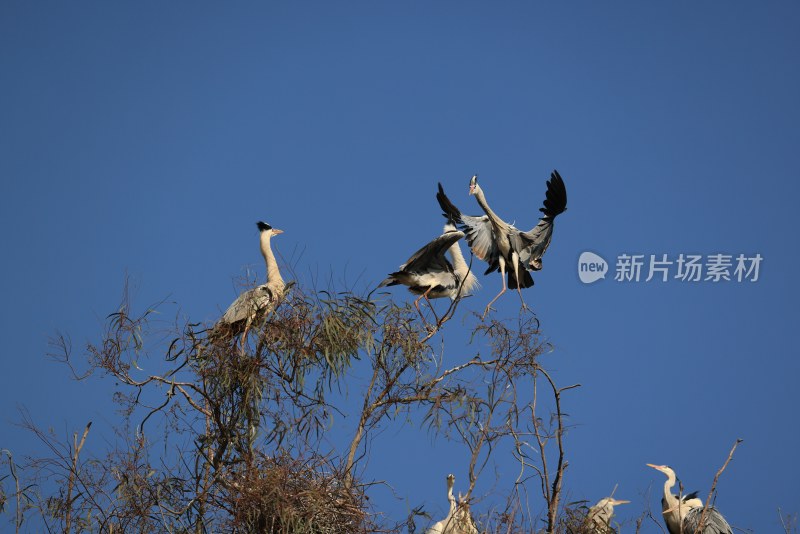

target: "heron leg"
[240,311,259,354]
[240,322,251,354]
[413,294,428,326]
[422,288,441,326]
[413,289,440,331]
[483,259,507,319]
[511,252,529,311]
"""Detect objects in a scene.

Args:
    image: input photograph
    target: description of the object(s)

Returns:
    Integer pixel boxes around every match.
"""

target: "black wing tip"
[436,183,462,223]
[256,221,272,231]
[378,279,397,288]
[539,169,568,217]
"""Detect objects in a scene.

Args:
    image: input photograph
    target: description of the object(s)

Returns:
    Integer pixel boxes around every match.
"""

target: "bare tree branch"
[696,438,743,533]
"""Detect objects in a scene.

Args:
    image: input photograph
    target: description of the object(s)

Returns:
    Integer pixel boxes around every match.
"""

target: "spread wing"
[518,170,568,270]
[401,230,464,275]
[436,183,500,269]
[540,169,567,220]
[379,230,465,288]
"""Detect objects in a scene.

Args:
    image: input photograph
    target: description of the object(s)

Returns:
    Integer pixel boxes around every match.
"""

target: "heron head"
[257,221,283,236]
[646,464,676,479]
[468,174,478,195]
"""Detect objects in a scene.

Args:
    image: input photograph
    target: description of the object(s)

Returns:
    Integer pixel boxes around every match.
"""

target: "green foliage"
[4,279,577,533]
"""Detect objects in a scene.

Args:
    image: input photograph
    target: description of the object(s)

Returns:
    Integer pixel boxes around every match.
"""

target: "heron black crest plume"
[256,221,272,231]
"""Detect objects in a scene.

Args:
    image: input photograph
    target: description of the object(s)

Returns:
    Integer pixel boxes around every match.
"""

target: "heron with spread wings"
[379,222,479,324]
[436,170,567,317]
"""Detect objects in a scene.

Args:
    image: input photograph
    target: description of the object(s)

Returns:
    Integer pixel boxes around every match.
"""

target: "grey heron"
[212,221,287,343]
[426,474,456,534]
[648,464,732,534]
[426,474,478,534]
[436,170,567,317]
[586,496,630,532]
[379,223,479,324]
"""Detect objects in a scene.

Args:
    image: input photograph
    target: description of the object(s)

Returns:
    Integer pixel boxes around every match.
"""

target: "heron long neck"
[449,240,477,295]
[663,470,677,503]
[447,481,456,514]
[661,471,684,533]
[449,239,468,273]
[260,233,284,288]
[473,184,507,231]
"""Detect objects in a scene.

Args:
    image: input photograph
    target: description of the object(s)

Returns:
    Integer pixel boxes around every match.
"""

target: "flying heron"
[436,170,567,317]
[379,223,479,324]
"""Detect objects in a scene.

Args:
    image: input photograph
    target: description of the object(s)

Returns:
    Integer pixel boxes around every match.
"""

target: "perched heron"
[426,474,478,534]
[648,464,732,534]
[212,221,287,344]
[379,223,479,324]
[426,474,456,534]
[436,171,567,317]
[586,496,630,532]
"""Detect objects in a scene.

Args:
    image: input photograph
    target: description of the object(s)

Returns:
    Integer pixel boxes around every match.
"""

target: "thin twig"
[65,422,92,534]
[697,438,743,532]
[777,507,797,534]
[1,450,22,533]
[541,368,580,533]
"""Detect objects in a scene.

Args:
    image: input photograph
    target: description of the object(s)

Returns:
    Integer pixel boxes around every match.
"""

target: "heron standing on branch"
[212,221,288,345]
[437,170,567,317]
[647,463,732,534]
[426,474,478,534]
[586,496,630,532]
[426,473,456,534]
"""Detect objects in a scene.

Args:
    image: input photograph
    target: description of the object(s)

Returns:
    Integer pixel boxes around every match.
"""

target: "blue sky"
[1,1,798,531]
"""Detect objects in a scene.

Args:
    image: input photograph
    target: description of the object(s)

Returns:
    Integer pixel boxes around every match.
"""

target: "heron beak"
[610,499,630,505]
[469,175,478,195]
[273,228,284,235]
[646,463,663,471]
[663,502,680,514]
